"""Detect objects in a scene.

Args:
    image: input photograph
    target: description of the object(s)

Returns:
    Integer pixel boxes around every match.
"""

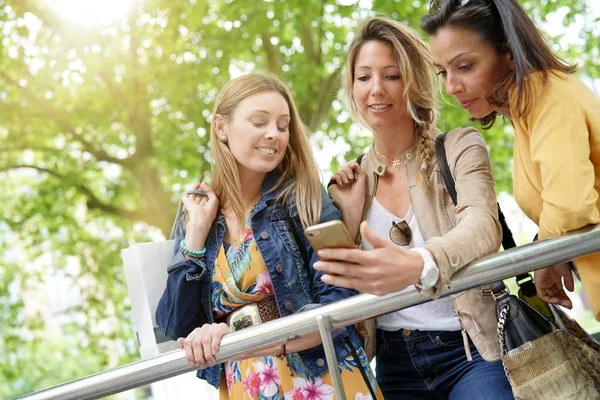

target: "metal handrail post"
[316,315,346,400]
[16,224,600,400]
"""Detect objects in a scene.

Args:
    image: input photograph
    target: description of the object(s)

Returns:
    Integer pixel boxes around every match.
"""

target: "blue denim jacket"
[156,172,363,389]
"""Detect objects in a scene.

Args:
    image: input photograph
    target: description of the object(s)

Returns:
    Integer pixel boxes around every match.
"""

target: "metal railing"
[16,223,600,400]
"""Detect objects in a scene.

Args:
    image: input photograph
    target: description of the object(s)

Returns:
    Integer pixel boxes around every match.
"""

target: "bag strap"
[169,189,208,240]
[356,152,366,166]
[345,337,377,400]
[327,153,366,189]
[434,133,533,294]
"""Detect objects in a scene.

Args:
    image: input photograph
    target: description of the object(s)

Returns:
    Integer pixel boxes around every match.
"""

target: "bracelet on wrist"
[180,240,206,259]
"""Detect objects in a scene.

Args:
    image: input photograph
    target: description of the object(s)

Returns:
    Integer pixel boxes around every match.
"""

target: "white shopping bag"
[121,189,218,400]
[122,239,176,357]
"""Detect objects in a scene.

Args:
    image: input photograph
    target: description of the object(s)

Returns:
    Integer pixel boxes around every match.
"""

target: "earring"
[221,135,227,142]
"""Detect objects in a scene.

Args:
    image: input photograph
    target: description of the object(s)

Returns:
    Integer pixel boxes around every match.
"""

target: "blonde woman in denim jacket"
[156,73,381,399]
[313,18,513,399]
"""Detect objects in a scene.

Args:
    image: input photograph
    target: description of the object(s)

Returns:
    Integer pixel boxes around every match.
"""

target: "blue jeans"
[376,329,514,400]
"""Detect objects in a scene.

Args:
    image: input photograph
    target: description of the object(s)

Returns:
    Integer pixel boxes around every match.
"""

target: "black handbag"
[493,285,554,354]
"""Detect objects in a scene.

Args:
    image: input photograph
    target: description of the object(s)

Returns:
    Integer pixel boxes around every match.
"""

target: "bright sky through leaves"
[42,0,135,24]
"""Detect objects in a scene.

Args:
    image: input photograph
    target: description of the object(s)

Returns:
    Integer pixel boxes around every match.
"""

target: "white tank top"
[364,198,460,331]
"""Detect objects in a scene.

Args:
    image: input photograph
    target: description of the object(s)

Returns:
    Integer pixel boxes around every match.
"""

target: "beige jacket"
[342,127,503,361]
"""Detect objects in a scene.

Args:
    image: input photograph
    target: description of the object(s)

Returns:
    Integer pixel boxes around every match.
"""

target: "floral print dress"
[211,219,382,400]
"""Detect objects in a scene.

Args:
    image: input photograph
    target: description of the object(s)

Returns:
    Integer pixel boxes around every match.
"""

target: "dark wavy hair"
[421,0,576,128]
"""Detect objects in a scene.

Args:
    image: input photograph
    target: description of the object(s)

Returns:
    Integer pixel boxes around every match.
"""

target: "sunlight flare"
[43,0,135,24]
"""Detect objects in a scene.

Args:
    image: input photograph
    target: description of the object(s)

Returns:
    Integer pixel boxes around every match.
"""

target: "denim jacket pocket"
[273,219,304,260]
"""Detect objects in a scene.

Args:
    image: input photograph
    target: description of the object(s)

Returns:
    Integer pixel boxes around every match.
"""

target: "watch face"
[423,266,440,289]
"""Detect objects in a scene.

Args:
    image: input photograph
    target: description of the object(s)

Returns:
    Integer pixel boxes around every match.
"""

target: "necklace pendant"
[392,159,402,171]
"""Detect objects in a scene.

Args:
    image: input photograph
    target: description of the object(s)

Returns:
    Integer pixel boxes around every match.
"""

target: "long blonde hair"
[210,72,322,228]
[343,17,439,188]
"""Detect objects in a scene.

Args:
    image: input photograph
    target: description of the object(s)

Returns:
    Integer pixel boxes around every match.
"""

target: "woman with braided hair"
[313,17,514,399]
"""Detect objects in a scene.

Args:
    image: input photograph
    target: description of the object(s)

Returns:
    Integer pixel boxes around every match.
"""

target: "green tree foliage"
[0,0,597,396]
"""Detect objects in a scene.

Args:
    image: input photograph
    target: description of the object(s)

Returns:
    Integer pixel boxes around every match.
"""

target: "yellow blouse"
[511,70,600,320]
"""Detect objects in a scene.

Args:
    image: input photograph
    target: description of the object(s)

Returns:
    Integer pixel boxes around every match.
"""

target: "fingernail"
[314,261,323,269]
[321,275,332,284]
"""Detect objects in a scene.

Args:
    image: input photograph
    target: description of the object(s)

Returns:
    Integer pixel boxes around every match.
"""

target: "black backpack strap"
[435,133,457,205]
[356,152,366,166]
[435,132,533,294]
[327,153,366,188]
[345,337,377,400]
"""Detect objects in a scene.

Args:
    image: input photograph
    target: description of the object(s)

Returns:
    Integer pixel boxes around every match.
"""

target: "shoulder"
[534,71,582,98]
[517,71,587,112]
[512,70,597,129]
[440,127,491,172]
[355,146,381,173]
[443,127,487,152]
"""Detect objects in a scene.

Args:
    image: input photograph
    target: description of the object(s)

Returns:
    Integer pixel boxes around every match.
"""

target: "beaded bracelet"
[180,240,206,259]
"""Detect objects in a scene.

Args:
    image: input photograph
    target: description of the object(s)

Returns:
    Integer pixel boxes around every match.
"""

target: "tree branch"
[127,27,154,160]
[307,65,343,131]
[0,164,145,221]
[300,19,318,65]
[1,72,132,167]
[99,70,153,160]
[3,145,64,154]
[99,72,133,111]
[317,0,326,65]
[3,3,142,165]
[260,32,283,72]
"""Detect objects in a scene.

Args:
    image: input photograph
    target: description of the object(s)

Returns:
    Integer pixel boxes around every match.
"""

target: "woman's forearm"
[183,218,210,254]
[340,208,363,243]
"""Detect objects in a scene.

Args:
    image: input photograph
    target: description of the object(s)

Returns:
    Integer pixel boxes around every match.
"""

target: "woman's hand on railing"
[177,323,230,368]
[534,262,574,309]
[178,325,324,366]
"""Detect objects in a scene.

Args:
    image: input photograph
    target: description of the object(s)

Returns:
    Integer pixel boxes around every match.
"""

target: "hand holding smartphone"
[304,220,355,252]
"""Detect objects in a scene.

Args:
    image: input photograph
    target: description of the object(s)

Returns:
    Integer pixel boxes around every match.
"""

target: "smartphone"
[304,220,355,252]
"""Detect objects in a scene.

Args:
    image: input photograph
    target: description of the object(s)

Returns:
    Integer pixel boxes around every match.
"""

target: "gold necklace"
[375,149,402,171]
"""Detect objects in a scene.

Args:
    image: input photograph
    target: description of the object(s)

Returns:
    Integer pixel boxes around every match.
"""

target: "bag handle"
[169,189,208,240]
[434,133,533,294]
